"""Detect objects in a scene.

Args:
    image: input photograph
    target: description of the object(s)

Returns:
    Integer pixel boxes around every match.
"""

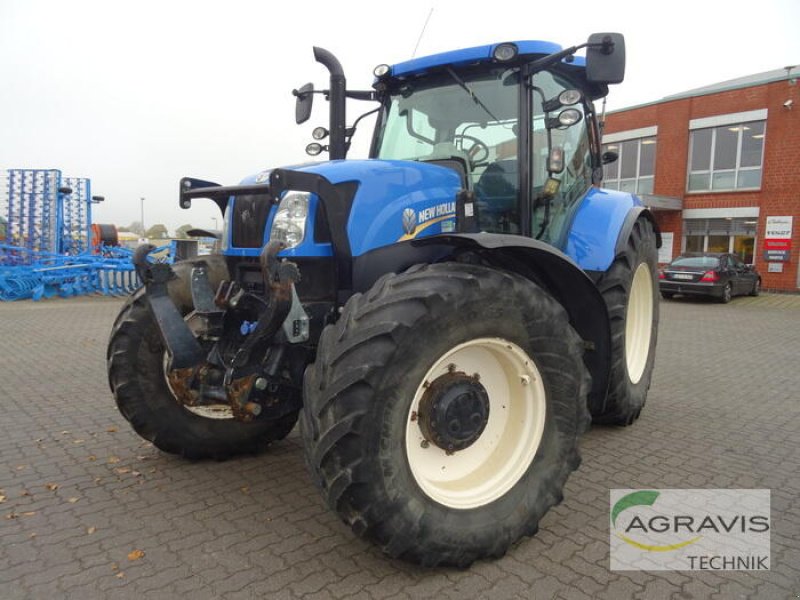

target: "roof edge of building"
[607,68,796,115]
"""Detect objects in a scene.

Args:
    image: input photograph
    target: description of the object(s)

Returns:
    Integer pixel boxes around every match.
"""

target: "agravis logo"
[609,489,770,571]
[612,490,702,552]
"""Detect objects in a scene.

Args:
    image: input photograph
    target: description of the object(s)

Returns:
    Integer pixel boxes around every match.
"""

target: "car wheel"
[720,283,733,304]
[660,292,674,300]
[750,279,761,297]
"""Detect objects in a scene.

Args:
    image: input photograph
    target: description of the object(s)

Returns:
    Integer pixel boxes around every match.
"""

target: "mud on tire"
[300,263,590,567]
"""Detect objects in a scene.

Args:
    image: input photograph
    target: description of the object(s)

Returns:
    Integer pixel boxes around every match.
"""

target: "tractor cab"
[300,36,625,247]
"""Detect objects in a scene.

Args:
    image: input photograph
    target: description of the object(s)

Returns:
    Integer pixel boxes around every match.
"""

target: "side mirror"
[294,83,314,124]
[601,150,619,165]
[586,33,626,84]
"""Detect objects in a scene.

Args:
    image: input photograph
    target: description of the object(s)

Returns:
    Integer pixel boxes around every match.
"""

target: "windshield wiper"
[445,66,499,122]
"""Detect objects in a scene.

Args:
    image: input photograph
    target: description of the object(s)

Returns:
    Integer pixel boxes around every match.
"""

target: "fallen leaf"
[115,467,131,475]
[127,549,145,561]
[240,486,250,495]
[20,490,30,497]
[35,438,43,443]
[22,511,37,517]
[131,471,142,477]
[116,572,126,579]
[108,456,121,464]
[88,455,97,462]
[30,532,37,538]
[107,426,118,433]
[16,465,26,471]
[0,495,6,503]
[68,497,79,504]
[45,483,59,491]
[5,513,17,520]
[111,563,119,571]
[60,431,70,435]
[73,439,85,444]
[87,526,96,535]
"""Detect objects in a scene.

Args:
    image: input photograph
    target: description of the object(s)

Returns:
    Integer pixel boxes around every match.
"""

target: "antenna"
[411,7,434,58]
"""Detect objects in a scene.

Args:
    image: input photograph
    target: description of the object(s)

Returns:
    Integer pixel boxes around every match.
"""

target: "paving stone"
[1,294,798,599]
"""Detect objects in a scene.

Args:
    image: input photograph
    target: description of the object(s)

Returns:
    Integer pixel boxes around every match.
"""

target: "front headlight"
[270,191,310,249]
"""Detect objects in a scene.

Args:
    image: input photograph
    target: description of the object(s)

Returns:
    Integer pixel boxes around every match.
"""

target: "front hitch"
[221,241,302,418]
[133,244,205,369]
[134,242,304,422]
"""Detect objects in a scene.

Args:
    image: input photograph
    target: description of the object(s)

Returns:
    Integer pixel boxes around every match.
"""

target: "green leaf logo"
[611,490,659,527]
[612,490,702,552]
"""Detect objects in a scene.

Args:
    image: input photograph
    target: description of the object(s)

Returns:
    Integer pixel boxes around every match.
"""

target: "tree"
[145,224,169,239]
[174,224,195,239]
[122,221,143,235]
[0,216,7,241]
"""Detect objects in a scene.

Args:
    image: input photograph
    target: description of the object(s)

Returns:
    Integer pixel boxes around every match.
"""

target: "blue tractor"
[108,33,659,566]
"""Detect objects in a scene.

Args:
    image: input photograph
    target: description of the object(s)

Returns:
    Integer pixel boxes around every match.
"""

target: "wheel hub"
[418,371,490,452]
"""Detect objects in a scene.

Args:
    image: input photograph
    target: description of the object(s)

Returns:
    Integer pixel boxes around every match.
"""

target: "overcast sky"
[1,0,798,233]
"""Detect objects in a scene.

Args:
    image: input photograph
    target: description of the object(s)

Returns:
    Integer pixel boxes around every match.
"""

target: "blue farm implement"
[0,243,172,301]
[1,168,176,301]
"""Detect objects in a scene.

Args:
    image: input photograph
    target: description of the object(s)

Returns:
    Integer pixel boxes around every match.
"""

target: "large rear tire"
[107,290,298,459]
[301,263,590,567]
[593,217,659,426]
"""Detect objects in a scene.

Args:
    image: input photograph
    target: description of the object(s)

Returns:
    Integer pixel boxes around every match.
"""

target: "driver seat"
[474,159,519,231]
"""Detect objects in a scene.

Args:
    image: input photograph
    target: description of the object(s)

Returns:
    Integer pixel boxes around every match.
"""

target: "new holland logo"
[402,207,417,235]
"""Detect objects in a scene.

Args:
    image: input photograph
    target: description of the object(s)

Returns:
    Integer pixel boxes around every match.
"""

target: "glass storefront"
[682,217,757,264]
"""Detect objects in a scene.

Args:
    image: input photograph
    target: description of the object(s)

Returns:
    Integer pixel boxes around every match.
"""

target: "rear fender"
[566,188,660,272]
[352,233,611,412]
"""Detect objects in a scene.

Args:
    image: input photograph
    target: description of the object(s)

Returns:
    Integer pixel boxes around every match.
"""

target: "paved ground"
[1,293,799,599]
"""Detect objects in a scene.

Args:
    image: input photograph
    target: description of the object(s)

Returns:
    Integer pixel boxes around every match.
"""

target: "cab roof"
[389,40,587,79]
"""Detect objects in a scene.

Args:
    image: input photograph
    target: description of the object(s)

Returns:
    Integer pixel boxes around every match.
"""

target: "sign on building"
[763,216,792,262]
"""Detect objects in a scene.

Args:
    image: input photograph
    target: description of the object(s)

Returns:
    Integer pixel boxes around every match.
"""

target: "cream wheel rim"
[405,338,546,510]
[625,262,654,385]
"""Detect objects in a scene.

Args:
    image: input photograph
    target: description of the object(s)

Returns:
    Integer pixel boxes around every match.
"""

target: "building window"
[603,136,656,194]
[683,217,757,264]
[687,121,765,192]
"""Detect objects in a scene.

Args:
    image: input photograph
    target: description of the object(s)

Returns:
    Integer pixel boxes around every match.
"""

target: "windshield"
[671,256,721,268]
[374,65,593,239]
[376,67,518,162]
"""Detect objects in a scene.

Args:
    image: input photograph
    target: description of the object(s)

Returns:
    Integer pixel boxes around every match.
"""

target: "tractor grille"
[231,194,272,248]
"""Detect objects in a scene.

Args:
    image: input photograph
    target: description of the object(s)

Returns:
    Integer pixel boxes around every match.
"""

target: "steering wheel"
[454,134,490,168]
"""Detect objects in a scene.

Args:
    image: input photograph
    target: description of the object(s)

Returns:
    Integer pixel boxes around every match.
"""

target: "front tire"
[750,279,761,297]
[593,217,659,426]
[301,263,590,567]
[107,291,298,459]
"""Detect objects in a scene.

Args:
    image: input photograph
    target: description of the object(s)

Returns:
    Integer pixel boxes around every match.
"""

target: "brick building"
[602,67,800,291]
